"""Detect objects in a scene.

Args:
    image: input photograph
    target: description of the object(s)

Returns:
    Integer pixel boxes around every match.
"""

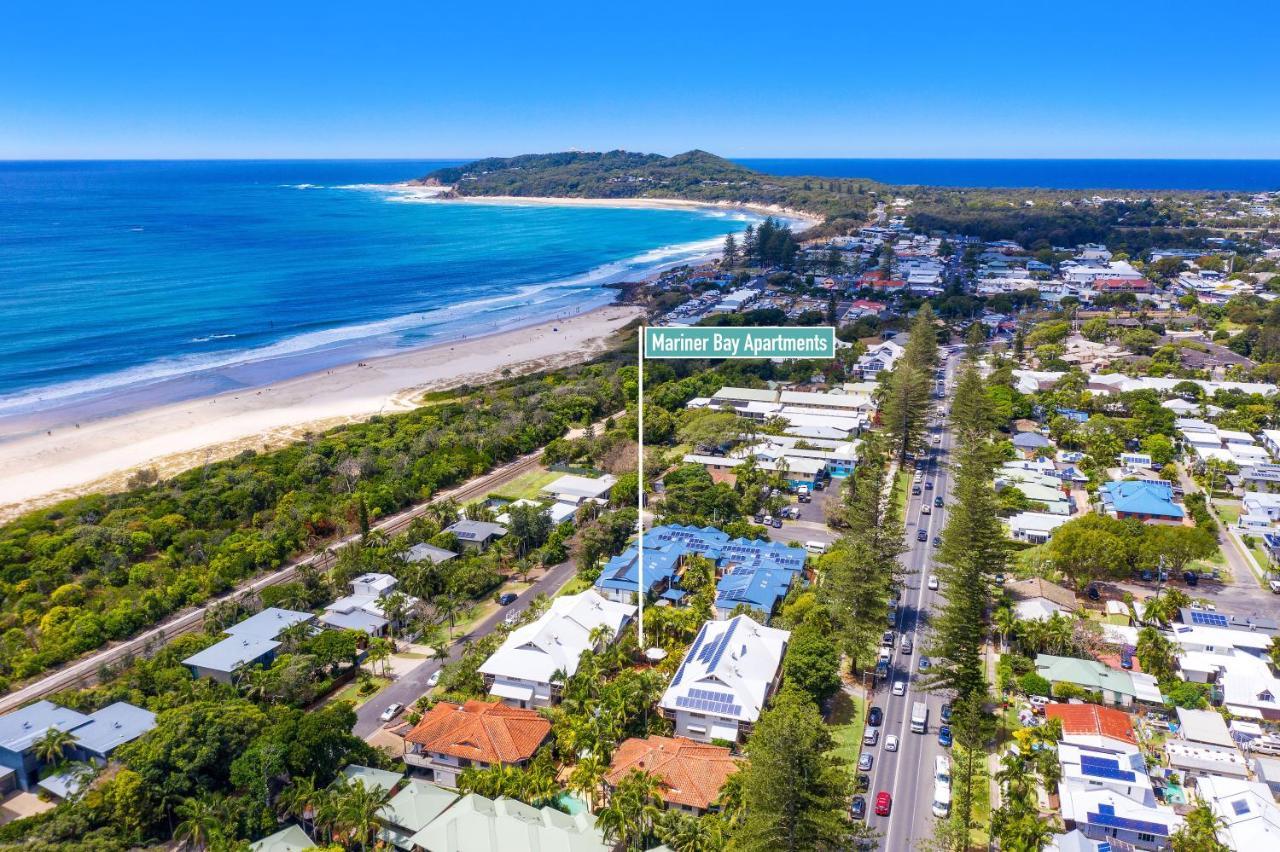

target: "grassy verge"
[895,469,911,520]
[488,467,562,502]
[1214,500,1241,526]
[327,675,392,707]
[968,749,992,849]
[827,689,867,775]
[556,575,593,597]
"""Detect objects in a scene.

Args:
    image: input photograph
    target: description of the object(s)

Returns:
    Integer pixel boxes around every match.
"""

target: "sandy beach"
[0,305,642,521]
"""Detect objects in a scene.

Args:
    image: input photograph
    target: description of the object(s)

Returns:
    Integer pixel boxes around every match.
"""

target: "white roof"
[777,390,870,410]
[1059,785,1180,839]
[407,793,611,852]
[660,615,789,724]
[1176,707,1236,747]
[224,607,314,641]
[1006,511,1071,535]
[542,474,617,501]
[1198,776,1280,849]
[1165,740,1249,776]
[479,591,635,685]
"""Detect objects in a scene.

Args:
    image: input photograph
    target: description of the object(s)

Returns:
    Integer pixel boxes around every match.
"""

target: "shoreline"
[0,305,642,522]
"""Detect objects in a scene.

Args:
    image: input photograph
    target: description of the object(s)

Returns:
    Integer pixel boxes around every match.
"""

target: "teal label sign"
[644,326,836,359]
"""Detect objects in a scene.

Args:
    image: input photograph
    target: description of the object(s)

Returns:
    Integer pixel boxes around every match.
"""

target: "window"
[1138,833,1155,843]
[687,724,707,735]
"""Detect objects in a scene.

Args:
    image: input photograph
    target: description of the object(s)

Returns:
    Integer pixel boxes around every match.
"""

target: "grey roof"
[444,520,508,542]
[408,793,611,852]
[0,700,90,754]
[37,763,94,799]
[224,607,315,641]
[378,779,460,835]
[72,702,156,756]
[319,608,388,634]
[182,635,280,674]
[1012,431,1052,448]
[341,764,404,796]
[250,824,316,852]
[404,543,458,564]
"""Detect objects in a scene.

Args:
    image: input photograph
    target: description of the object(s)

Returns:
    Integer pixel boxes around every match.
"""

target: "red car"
[875,791,892,817]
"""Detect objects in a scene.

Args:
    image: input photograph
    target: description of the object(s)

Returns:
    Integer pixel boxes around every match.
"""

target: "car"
[938,726,953,747]
[932,536,942,547]
[940,703,952,723]
[1184,571,1198,586]
[798,493,811,503]
[925,481,933,490]
[503,611,519,626]
[771,517,783,529]
[994,573,1005,585]
[858,752,874,771]
[426,669,441,688]
[762,515,774,526]
[935,496,944,507]
[1087,585,1100,601]
[753,513,765,523]
[912,484,922,496]
[498,592,518,606]
[813,480,824,491]
[380,703,404,722]
[919,656,931,671]
[851,795,867,820]
[1141,569,1154,582]
[863,727,879,746]
[928,575,939,590]
[901,636,913,655]
[868,706,883,727]
[882,630,895,646]
[932,435,942,444]
[884,734,899,752]
[917,529,928,542]
[1120,651,1133,670]
[854,773,870,793]
[875,791,892,817]
[892,680,907,697]
[921,505,931,516]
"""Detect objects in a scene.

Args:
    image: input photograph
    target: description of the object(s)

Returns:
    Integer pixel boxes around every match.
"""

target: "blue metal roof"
[1100,480,1185,518]
[71,702,156,756]
[0,701,90,754]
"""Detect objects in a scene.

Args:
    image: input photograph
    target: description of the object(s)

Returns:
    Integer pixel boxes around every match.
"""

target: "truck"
[910,701,929,733]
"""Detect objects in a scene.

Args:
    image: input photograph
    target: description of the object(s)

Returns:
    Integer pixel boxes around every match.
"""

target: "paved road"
[354,557,580,739]
[0,415,615,714]
[867,356,958,850]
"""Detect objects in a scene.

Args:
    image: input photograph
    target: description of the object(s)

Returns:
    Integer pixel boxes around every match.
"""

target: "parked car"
[938,726,953,747]
[854,773,870,793]
[882,631,895,646]
[503,611,519,626]
[919,656,931,671]
[932,536,941,547]
[498,592,518,606]
[426,670,441,688]
[1121,650,1133,670]
[771,517,783,529]
[1087,585,1100,601]
[935,496,944,507]
[863,727,879,746]
[1184,571,1198,586]
[868,706,883,727]
[901,636,913,655]
[380,703,404,722]
[927,575,939,590]
[912,484,922,496]
[940,703,952,723]
[875,791,893,817]
[753,513,765,523]
[858,752,874,771]
[813,480,825,491]
[884,734,899,752]
[851,796,867,820]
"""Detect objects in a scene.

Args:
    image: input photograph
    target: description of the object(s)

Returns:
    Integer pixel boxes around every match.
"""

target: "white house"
[854,341,905,379]
[320,572,418,637]
[541,474,617,507]
[1006,511,1071,544]
[659,614,789,744]
[1196,776,1280,848]
[478,591,635,709]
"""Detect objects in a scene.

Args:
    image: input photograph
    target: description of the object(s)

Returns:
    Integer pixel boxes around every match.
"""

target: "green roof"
[1035,654,1137,697]
[250,824,315,852]
[341,764,404,796]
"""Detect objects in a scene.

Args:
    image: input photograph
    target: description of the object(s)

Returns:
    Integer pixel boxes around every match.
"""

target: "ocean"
[0,160,757,424]
[735,158,1280,191]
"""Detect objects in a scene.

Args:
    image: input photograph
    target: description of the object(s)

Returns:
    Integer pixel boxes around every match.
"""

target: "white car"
[928,575,939,590]
[380,702,404,722]
[892,679,907,697]
[426,670,441,688]
[885,734,899,752]
[863,727,879,746]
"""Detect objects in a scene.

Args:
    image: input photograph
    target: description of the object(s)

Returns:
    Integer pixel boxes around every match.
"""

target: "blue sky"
[3,0,1278,159]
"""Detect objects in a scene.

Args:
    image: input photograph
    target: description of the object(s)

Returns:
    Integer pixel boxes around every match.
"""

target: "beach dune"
[0,305,641,522]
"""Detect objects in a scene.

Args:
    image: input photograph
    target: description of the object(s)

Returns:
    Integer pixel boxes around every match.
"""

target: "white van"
[804,541,828,555]
[931,782,952,818]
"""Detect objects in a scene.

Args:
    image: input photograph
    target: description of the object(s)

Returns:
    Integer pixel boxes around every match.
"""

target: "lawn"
[556,575,593,597]
[895,469,911,520]
[826,689,867,771]
[488,467,563,502]
[966,747,992,849]
[1213,500,1241,526]
[327,675,392,708]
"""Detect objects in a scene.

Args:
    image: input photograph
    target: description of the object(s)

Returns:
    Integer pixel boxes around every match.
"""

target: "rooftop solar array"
[696,617,741,671]
[675,694,743,716]
[1231,797,1252,816]
[1088,810,1170,837]
[1190,610,1229,627]
[1080,754,1136,782]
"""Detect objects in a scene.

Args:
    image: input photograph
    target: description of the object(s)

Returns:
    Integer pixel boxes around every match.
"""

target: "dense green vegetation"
[0,362,630,687]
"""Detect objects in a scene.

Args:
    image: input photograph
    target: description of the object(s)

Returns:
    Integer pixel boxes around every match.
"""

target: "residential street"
[868,356,957,850]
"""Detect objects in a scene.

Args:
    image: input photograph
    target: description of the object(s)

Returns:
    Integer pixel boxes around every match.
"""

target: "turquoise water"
[0,160,755,425]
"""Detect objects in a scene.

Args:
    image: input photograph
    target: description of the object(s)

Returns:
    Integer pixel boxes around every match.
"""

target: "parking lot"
[765,479,840,547]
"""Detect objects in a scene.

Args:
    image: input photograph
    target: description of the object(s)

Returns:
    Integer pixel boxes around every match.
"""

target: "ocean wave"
[190,333,237,343]
[278,183,323,190]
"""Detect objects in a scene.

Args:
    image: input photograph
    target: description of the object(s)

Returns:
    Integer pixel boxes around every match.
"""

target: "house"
[478,591,635,708]
[1011,431,1053,456]
[659,615,790,744]
[403,543,458,566]
[541,473,617,507]
[1060,786,1181,850]
[377,779,460,850]
[605,736,739,815]
[401,701,551,788]
[1045,703,1137,754]
[443,520,508,551]
[494,498,577,528]
[1169,615,1280,720]
[67,701,157,765]
[0,700,155,793]
[854,340,905,379]
[406,793,614,852]
[1119,453,1153,473]
[1005,511,1071,544]
[1035,654,1163,708]
[1196,776,1280,848]
[250,824,316,852]
[1059,743,1154,805]
[1097,480,1185,524]
[182,607,316,683]
[321,572,418,636]
[1005,578,1078,622]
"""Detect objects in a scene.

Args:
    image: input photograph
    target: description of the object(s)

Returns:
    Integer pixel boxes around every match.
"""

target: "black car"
[1121,650,1133,670]
[1086,585,1100,601]
[1184,571,1198,586]
[850,796,867,820]
[498,592,518,606]
[934,496,944,507]
[854,773,870,793]
[932,536,942,547]
[753,513,765,523]
[868,706,883,727]
[917,529,928,542]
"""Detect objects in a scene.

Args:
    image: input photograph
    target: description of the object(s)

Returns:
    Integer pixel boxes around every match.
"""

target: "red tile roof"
[605,736,741,811]
[404,700,550,765]
[1045,702,1136,745]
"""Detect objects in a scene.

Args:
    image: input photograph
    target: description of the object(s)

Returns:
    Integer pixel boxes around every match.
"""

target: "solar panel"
[675,694,742,716]
[1088,811,1169,836]
[1080,763,1136,782]
[1231,798,1251,816]
[1097,843,1111,852]
[1190,611,1229,627]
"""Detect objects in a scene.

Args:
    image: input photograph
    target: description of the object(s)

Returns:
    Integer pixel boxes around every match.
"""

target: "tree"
[1136,625,1177,682]
[780,621,841,705]
[1171,802,1230,852]
[1081,317,1111,342]
[174,792,227,851]
[880,361,931,463]
[596,769,663,852]
[731,690,850,852]
[34,727,76,767]
[331,777,392,850]
[722,233,738,267]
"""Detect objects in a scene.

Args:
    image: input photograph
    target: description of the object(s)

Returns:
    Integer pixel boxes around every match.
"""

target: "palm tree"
[33,728,75,767]
[1172,801,1230,851]
[1137,625,1177,681]
[434,593,461,640]
[1045,613,1075,655]
[278,621,313,653]
[277,776,319,838]
[366,637,392,678]
[331,778,391,850]
[993,606,1018,651]
[174,793,225,850]
[380,590,410,644]
[597,769,662,852]
[569,754,608,812]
